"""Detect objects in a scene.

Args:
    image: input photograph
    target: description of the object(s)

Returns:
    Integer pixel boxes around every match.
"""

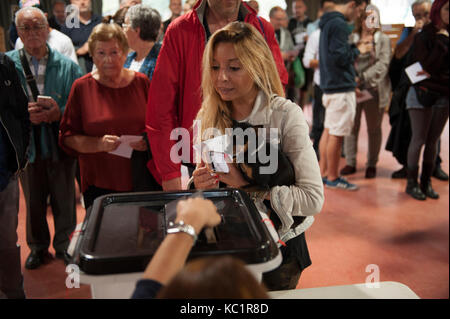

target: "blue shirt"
[60,14,102,73]
[397,27,413,45]
[131,279,163,299]
[124,42,162,81]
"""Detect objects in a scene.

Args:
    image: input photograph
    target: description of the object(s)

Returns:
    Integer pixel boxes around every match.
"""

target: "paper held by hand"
[356,89,374,104]
[108,135,143,159]
[405,62,430,84]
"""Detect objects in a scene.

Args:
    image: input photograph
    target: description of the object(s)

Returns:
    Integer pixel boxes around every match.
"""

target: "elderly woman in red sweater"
[59,23,161,209]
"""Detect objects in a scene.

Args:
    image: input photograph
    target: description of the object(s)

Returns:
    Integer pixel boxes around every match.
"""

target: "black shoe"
[392,167,407,179]
[365,166,376,179]
[340,165,356,175]
[433,166,449,181]
[25,250,52,270]
[421,183,439,199]
[406,181,427,201]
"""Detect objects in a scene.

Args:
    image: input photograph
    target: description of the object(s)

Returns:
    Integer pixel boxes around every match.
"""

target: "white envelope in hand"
[405,62,430,84]
[356,89,374,104]
[108,135,143,159]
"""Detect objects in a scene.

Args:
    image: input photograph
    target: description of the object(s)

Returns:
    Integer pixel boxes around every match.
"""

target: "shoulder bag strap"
[19,48,40,101]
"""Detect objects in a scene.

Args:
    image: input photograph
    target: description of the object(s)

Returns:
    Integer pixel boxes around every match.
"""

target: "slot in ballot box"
[68,189,282,299]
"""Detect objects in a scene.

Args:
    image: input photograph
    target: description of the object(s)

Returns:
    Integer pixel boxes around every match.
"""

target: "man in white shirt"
[303,28,323,157]
[302,1,334,158]
[15,28,78,65]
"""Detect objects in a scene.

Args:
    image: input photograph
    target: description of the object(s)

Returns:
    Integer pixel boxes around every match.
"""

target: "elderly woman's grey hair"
[15,7,48,26]
[125,4,161,42]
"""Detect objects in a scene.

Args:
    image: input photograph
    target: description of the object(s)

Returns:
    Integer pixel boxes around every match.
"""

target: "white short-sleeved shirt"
[128,58,145,73]
[302,28,321,86]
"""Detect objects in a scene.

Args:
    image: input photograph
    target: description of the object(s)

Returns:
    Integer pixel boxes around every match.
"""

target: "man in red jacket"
[146,0,288,191]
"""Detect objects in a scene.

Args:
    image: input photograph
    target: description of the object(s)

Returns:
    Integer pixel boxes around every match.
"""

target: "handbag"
[231,120,296,191]
[292,57,305,89]
[414,85,441,108]
[130,132,162,192]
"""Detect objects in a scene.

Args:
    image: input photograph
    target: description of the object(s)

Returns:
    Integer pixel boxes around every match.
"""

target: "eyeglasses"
[17,24,47,32]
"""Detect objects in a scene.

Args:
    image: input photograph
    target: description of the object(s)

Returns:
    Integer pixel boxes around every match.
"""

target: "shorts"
[406,86,449,110]
[322,91,356,137]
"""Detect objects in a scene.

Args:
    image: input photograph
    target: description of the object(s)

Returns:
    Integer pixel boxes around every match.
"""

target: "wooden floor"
[15,105,449,299]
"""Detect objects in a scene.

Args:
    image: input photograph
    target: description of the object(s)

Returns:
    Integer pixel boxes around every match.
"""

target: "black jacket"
[0,53,30,177]
[319,11,359,94]
[411,23,449,96]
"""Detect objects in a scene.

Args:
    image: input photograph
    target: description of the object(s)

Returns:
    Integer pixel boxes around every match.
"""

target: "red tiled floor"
[16,106,449,299]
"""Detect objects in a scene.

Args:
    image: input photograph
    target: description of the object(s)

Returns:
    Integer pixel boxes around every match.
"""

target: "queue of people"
[0,0,448,300]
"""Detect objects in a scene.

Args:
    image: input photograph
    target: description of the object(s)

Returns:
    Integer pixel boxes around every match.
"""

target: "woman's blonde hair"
[88,23,129,56]
[196,21,284,142]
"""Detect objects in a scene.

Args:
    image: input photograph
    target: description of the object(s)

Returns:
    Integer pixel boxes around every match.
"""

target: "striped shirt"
[23,49,48,101]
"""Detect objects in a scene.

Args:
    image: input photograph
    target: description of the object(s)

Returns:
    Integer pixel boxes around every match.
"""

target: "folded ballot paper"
[405,62,430,84]
[193,135,232,173]
[108,135,143,159]
[356,89,374,104]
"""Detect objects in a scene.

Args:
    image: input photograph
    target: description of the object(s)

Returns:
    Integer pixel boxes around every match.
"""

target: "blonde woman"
[192,22,324,291]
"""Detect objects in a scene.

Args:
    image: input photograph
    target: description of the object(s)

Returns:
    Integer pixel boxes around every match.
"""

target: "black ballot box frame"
[71,189,280,276]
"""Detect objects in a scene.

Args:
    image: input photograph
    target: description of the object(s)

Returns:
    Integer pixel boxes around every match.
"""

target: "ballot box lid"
[71,189,279,275]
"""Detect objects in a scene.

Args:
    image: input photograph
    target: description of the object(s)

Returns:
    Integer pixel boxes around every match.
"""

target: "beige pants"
[344,96,384,167]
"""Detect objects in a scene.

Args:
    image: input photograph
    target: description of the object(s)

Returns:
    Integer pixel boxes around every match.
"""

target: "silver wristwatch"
[167,220,197,244]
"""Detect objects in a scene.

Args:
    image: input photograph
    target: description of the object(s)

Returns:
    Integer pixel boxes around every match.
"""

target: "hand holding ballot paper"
[108,135,144,159]
[356,88,374,104]
[405,62,431,84]
[192,135,251,190]
[193,135,232,173]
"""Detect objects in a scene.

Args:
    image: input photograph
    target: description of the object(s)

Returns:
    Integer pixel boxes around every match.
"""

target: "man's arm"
[146,26,183,190]
[328,25,360,67]
[141,198,221,284]
[6,54,30,169]
[302,30,319,69]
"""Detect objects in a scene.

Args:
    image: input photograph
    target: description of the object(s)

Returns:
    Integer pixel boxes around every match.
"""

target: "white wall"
[371,0,435,27]
[256,0,286,20]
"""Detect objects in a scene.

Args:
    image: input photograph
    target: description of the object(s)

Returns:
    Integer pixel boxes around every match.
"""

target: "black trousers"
[262,232,311,291]
[311,84,325,158]
[20,156,77,253]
